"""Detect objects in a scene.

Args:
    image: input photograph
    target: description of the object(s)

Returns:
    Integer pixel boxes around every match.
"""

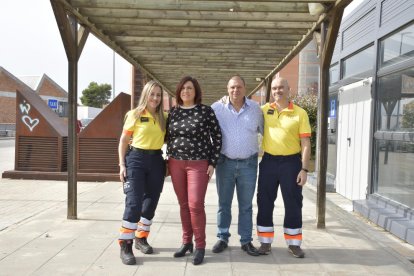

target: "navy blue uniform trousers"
[123,150,165,224]
[256,153,303,245]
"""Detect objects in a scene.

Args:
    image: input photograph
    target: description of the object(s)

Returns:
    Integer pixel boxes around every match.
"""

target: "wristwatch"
[301,168,309,173]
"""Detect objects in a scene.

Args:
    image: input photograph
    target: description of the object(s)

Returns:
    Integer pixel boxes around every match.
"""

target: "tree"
[291,94,318,160]
[80,82,112,108]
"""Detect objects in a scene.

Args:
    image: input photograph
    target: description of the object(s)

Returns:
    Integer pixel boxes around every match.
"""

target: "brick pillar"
[131,67,148,109]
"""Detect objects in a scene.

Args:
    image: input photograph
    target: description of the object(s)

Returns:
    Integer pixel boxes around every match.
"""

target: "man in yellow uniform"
[256,77,311,258]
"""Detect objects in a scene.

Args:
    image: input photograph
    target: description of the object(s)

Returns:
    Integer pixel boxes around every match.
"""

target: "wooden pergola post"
[265,77,272,103]
[51,0,89,219]
[316,3,348,228]
[317,21,328,229]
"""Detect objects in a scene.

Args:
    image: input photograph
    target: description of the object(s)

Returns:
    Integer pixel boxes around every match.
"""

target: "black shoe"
[192,248,205,265]
[288,245,305,258]
[173,243,194,258]
[135,237,153,254]
[212,240,228,253]
[241,242,260,256]
[120,240,136,265]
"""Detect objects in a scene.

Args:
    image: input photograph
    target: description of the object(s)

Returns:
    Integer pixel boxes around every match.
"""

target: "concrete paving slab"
[0,177,413,275]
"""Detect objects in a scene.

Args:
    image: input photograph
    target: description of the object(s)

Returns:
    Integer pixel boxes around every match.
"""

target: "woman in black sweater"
[167,76,222,265]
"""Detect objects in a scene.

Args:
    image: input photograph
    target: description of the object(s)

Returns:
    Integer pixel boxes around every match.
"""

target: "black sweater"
[166,104,222,166]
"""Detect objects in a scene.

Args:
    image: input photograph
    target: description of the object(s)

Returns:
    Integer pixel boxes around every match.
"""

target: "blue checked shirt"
[212,97,263,159]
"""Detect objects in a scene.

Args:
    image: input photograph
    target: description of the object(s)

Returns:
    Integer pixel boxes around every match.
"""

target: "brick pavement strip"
[0,178,413,275]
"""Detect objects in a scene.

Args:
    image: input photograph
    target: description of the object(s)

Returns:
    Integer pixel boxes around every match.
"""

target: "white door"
[336,78,373,200]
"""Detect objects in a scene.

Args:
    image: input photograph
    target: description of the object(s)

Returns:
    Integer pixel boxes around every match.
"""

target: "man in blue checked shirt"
[211,75,263,256]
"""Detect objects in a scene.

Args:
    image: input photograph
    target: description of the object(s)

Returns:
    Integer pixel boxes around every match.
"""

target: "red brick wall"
[0,71,30,93]
[162,91,171,111]
[250,56,300,105]
[37,79,67,98]
[278,55,299,97]
[132,67,148,108]
[0,97,16,123]
[0,70,32,124]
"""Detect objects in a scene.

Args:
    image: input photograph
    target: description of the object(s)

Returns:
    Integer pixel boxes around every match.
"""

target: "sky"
[0,0,132,101]
[0,0,363,102]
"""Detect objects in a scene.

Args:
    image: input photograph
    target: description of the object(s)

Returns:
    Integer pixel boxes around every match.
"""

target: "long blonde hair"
[134,80,166,132]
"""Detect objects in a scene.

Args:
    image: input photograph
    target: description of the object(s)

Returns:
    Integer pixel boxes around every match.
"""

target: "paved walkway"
[0,176,413,275]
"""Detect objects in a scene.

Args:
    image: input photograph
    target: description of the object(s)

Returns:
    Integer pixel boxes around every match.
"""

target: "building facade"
[327,0,414,244]
[0,67,68,129]
[298,41,319,96]
[251,43,319,104]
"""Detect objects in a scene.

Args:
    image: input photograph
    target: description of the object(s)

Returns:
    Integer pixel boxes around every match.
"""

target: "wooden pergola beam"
[77,25,89,60]
[72,0,311,12]
[98,24,310,35]
[117,37,303,45]
[80,8,317,22]
[127,42,294,50]
[128,46,289,51]
[91,17,315,29]
[51,0,76,61]
[55,0,173,94]
[107,30,303,41]
[130,50,288,57]
[145,64,270,71]
[58,0,344,99]
[248,0,351,97]
[139,56,280,62]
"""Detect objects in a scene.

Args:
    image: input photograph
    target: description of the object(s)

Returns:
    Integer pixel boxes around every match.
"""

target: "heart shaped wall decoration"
[22,115,40,132]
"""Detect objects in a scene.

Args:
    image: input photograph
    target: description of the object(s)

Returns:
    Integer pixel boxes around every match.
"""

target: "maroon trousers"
[168,158,209,249]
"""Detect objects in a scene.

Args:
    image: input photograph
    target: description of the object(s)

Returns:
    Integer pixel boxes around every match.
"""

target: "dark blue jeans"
[215,153,258,245]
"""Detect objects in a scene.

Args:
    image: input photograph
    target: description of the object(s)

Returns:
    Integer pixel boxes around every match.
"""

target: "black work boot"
[135,237,153,254]
[120,240,136,265]
[258,243,271,255]
[288,245,305,258]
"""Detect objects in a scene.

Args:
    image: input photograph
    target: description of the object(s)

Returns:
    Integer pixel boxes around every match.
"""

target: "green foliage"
[402,100,414,129]
[80,82,112,108]
[292,94,318,159]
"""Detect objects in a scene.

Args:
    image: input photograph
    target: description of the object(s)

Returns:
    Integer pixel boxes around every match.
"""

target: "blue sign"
[48,99,58,109]
[329,99,336,118]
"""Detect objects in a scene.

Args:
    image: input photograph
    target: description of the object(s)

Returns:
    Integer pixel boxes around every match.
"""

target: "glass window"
[374,67,414,208]
[329,63,340,85]
[380,23,414,68]
[375,140,414,208]
[377,68,414,131]
[342,46,375,79]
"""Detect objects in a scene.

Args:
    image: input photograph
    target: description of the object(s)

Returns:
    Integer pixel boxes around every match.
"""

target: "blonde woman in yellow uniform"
[117,80,167,265]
